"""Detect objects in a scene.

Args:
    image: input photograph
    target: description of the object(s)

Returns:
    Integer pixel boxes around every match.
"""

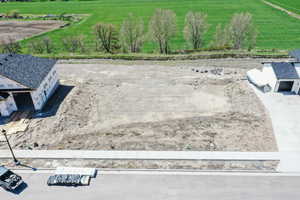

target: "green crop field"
[0,0,300,54]
[267,0,300,15]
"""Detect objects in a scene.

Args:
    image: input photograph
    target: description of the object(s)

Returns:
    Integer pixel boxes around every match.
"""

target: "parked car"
[0,166,23,191]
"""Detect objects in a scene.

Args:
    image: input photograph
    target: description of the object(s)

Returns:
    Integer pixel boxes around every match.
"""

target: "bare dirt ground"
[0,20,64,42]
[0,58,279,152]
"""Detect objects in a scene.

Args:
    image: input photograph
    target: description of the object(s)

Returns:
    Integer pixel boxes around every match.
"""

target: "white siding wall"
[294,63,300,94]
[0,75,26,90]
[30,66,59,110]
[292,80,300,93]
[262,64,278,91]
[0,95,17,116]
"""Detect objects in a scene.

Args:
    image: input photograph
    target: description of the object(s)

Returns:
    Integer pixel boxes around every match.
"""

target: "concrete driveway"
[253,86,300,152]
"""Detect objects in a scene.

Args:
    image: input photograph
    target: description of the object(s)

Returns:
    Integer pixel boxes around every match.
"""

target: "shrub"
[5,10,20,18]
[211,24,231,49]
[62,35,86,53]
[0,37,22,54]
[28,37,54,54]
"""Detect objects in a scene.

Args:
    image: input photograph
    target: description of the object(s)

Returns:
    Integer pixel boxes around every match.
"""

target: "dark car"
[0,166,23,191]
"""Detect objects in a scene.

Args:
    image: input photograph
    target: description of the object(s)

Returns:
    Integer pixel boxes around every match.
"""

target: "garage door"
[278,81,294,92]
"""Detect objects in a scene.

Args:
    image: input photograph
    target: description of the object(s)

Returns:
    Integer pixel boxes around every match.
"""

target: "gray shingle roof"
[0,54,57,89]
[271,62,299,80]
[289,49,300,61]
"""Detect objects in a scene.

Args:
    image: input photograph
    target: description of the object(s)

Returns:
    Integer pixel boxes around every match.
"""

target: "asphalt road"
[2,172,300,200]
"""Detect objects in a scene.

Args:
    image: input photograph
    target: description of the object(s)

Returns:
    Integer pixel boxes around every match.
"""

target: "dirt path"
[262,0,300,20]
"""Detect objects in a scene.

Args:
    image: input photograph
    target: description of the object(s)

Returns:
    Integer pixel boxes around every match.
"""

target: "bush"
[0,37,22,54]
[5,10,20,18]
[28,37,54,54]
[28,40,44,54]
[62,35,86,53]
[211,24,231,49]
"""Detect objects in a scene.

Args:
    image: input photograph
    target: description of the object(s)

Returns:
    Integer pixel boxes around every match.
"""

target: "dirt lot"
[0,20,64,42]
[0,58,279,152]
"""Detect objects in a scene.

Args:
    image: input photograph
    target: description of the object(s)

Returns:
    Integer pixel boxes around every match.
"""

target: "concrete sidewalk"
[2,150,300,172]
[0,150,280,161]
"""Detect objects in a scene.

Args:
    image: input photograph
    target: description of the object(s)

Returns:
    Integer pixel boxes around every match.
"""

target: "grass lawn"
[0,0,300,54]
[266,0,300,15]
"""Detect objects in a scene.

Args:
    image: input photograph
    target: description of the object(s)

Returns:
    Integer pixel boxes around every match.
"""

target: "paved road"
[2,172,300,200]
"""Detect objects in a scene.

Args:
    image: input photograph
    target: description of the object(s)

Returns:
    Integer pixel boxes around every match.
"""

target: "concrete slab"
[252,86,300,152]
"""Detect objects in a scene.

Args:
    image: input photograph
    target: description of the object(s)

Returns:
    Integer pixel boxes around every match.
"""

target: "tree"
[28,37,54,54]
[28,40,44,54]
[62,35,86,53]
[5,10,20,19]
[120,13,145,53]
[212,23,231,48]
[227,12,257,50]
[184,11,209,49]
[148,9,177,54]
[42,37,54,54]
[0,37,22,54]
[94,23,119,53]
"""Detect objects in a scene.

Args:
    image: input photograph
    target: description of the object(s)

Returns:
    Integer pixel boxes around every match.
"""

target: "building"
[0,54,59,117]
[289,49,300,62]
[248,62,300,94]
[261,62,300,93]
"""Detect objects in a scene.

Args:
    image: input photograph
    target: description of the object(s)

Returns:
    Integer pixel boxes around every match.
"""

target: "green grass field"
[0,0,300,54]
[267,0,300,15]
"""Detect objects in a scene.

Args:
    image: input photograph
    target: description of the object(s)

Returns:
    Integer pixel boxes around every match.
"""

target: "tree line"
[0,9,257,54]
